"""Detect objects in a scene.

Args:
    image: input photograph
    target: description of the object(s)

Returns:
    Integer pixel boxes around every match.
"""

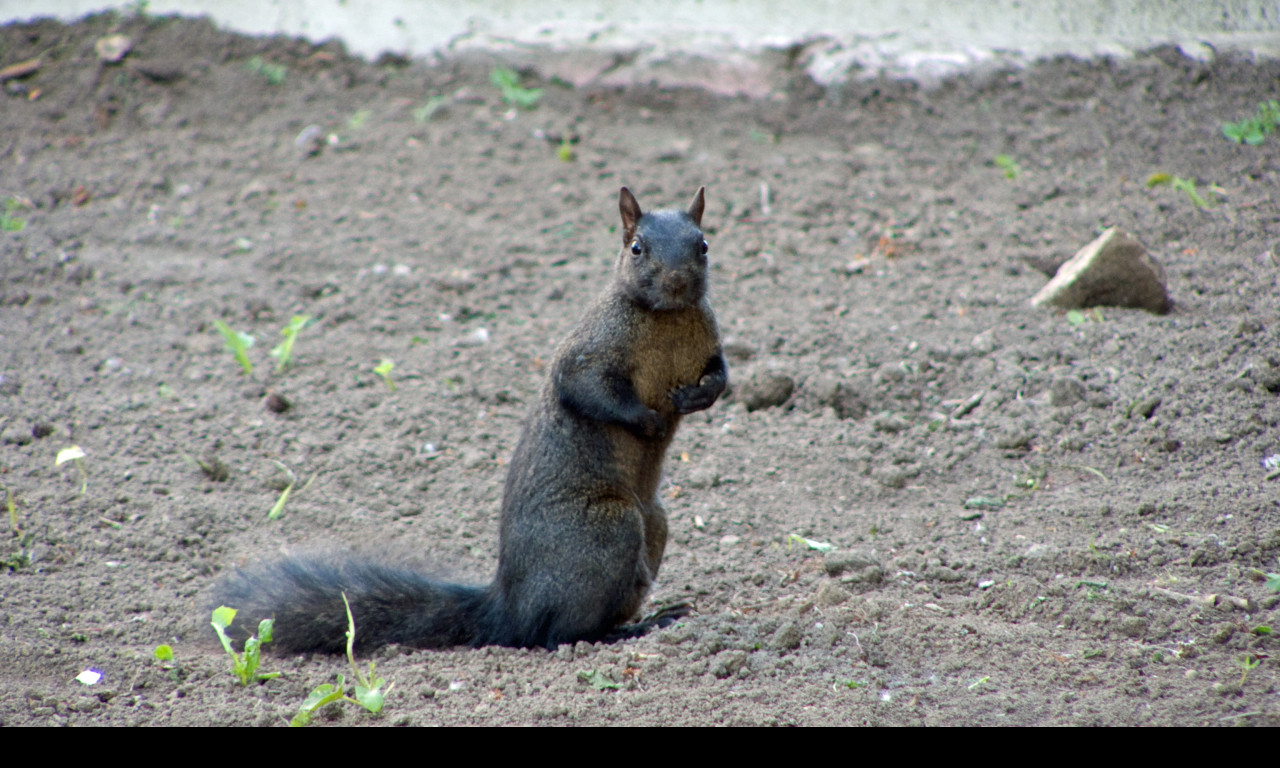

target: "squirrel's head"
[616,187,709,311]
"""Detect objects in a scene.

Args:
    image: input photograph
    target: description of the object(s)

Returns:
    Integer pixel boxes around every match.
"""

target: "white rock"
[1030,228,1170,313]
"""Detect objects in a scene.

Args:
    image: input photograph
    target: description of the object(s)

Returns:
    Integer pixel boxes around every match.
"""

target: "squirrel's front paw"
[631,408,668,439]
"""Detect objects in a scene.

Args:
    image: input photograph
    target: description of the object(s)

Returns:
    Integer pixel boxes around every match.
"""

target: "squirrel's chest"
[628,309,717,410]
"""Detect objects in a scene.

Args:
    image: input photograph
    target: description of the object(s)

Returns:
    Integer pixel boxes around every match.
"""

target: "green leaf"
[375,358,397,391]
[211,605,236,629]
[993,154,1020,180]
[269,314,311,372]
[213,320,254,375]
[491,67,542,109]
[291,677,347,727]
[577,669,620,690]
[267,483,293,520]
[353,682,386,713]
[786,533,835,552]
[56,445,86,465]
[153,644,174,661]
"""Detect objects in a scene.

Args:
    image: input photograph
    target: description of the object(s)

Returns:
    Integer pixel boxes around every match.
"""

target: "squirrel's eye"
[700,240,709,255]
[630,241,642,255]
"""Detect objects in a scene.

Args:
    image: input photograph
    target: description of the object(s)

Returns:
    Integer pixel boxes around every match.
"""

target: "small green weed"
[153,643,183,681]
[490,67,542,109]
[266,461,313,520]
[1,198,27,232]
[4,485,18,534]
[557,135,575,162]
[1239,654,1260,686]
[1222,100,1280,145]
[1145,173,1218,209]
[786,533,835,552]
[291,592,392,726]
[1265,558,1280,593]
[245,56,287,86]
[3,485,35,571]
[213,320,255,375]
[269,314,312,373]
[993,154,1021,179]
[413,96,446,123]
[374,358,397,391]
[210,606,280,686]
[346,109,371,131]
[577,669,620,690]
[1066,308,1104,326]
[56,445,89,494]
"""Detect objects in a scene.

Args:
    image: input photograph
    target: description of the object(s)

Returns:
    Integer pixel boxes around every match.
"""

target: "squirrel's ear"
[619,187,642,244]
[687,186,706,227]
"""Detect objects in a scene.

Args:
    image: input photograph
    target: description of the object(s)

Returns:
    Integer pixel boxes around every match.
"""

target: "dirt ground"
[2,12,1279,726]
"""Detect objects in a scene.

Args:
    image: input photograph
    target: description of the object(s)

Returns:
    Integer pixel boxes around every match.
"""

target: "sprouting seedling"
[1238,654,1260,686]
[153,643,181,681]
[3,486,33,571]
[993,155,1021,180]
[577,669,620,690]
[269,314,312,373]
[213,320,254,375]
[412,95,447,124]
[786,533,835,552]
[210,606,280,686]
[291,592,392,726]
[4,485,18,534]
[343,592,391,713]
[490,66,542,109]
[1,197,27,232]
[374,358,397,391]
[347,109,371,131]
[245,56,286,85]
[1222,100,1280,145]
[290,675,348,727]
[1265,558,1280,593]
[557,135,575,162]
[266,461,314,520]
[1066,308,1104,326]
[56,445,89,494]
[1145,173,1218,209]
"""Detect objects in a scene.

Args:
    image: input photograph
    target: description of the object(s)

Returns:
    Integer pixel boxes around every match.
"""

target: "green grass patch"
[1222,100,1280,145]
[245,56,287,85]
[491,67,542,109]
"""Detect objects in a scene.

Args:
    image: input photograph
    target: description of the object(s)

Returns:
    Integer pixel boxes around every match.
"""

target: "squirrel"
[216,187,728,652]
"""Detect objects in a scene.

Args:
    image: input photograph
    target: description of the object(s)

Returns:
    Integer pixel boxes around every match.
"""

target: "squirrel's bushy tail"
[216,558,494,653]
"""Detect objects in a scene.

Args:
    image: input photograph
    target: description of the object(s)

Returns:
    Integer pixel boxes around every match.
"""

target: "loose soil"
[2,13,1279,726]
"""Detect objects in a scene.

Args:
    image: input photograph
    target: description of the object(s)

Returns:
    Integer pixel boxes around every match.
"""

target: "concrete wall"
[8,1,1280,89]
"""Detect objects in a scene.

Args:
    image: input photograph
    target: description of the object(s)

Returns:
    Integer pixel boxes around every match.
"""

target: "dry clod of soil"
[736,370,795,411]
